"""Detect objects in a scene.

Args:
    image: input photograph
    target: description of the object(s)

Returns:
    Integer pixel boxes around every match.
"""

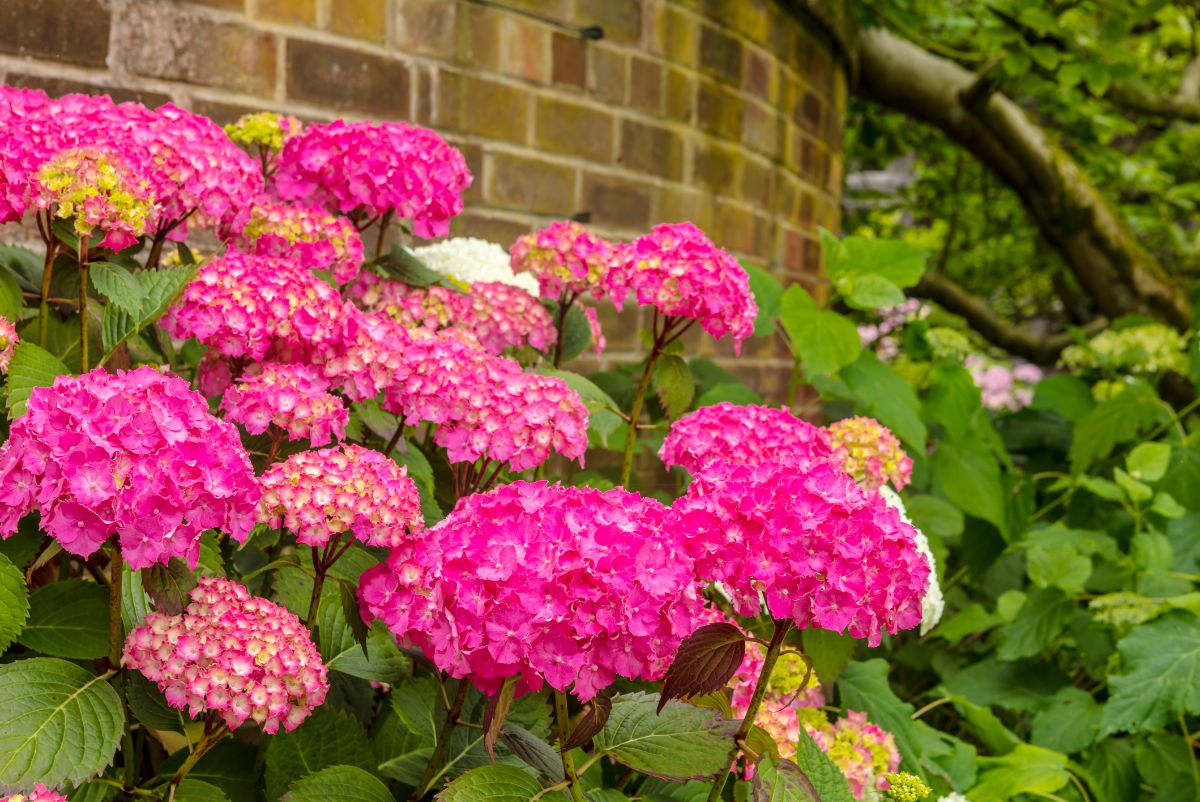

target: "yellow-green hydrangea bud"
[224,111,302,152]
[1061,324,1188,376]
[883,772,932,802]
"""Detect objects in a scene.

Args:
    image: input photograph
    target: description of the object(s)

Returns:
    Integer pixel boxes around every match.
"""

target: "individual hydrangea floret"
[123,577,329,734]
[221,363,348,446]
[273,119,471,239]
[470,281,557,354]
[224,111,302,154]
[0,367,260,569]
[825,416,912,492]
[607,222,757,353]
[230,200,363,284]
[659,403,836,478]
[1,786,68,802]
[411,237,539,295]
[161,251,348,362]
[0,315,17,374]
[258,444,423,549]
[510,220,619,300]
[34,148,156,251]
[1060,323,1188,375]
[879,487,943,636]
[360,482,703,701]
[669,459,929,647]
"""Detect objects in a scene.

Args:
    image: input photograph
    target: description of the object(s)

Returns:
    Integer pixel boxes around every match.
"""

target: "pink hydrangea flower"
[0,315,17,374]
[272,119,471,239]
[360,482,703,701]
[806,710,901,800]
[220,363,347,446]
[824,416,912,492]
[197,352,237,398]
[123,577,329,734]
[1,785,68,802]
[669,459,929,647]
[583,306,606,356]
[0,367,260,569]
[228,200,363,284]
[257,444,423,549]
[470,281,556,355]
[34,148,157,251]
[509,220,619,300]
[318,307,415,402]
[607,222,757,353]
[659,403,836,478]
[161,251,348,363]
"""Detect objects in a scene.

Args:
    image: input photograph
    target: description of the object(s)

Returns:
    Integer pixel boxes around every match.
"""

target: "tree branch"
[1107,82,1200,121]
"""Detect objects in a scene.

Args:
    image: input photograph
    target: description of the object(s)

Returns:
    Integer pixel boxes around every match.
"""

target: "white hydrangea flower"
[937,794,971,802]
[411,237,540,295]
[880,486,945,636]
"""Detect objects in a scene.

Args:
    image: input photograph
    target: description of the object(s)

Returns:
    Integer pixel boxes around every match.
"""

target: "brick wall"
[0,0,847,395]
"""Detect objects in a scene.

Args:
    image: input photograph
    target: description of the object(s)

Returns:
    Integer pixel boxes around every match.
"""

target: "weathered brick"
[663,6,697,66]
[699,25,742,84]
[450,212,532,246]
[552,32,586,88]
[395,0,457,57]
[0,0,110,68]
[664,66,695,122]
[121,5,277,96]
[741,158,773,208]
[413,66,433,125]
[692,140,738,192]
[582,172,653,230]
[435,71,530,144]
[498,17,551,83]
[659,188,714,233]
[461,4,503,71]
[255,0,317,26]
[287,40,409,118]
[716,201,757,254]
[453,141,485,204]
[589,45,627,104]
[697,80,743,141]
[732,0,770,44]
[6,74,172,108]
[535,97,613,163]
[329,0,389,42]
[189,98,284,126]
[595,302,642,352]
[742,100,779,157]
[187,0,244,9]
[629,57,663,113]
[487,152,575,216]
[574,0,642,44]
[743,47,774,101]
[798,191,815,225]
[798,90,822,132]
[618,119,683,180]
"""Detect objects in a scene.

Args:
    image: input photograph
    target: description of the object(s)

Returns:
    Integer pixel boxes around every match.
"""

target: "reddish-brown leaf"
[658,622,747,713]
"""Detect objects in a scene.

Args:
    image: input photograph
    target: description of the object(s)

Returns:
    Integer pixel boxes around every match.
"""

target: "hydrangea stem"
[705,619,792,802]
[555,689,587,802]
[38,234,57,349]
[619,350,659,489]
[410,680,470,801]
[167,716,228,801]
[108,539,137,786]
[79,236,90,370]
[552,290,579,368]
[305,534,354,629]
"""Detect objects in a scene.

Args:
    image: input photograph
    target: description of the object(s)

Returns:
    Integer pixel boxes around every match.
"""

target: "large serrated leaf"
[837,660,927,779]
[652,354,694,419]
[174,779,231,802]
[265,707,377,801]
[142,557,198,616]
[102,263,194,357]
[17,578,109,659]
[0,552,30,653]
[282,765,393,802]
[120,565,153,631]
[0,658,124,792]
[435,764,544,801]
[317,593,411,684]
[499,723,564,782]
[751,757,819,801]
[1069,381,1164,472]
[126,671,188,733]
[5,341,69,418]
[89,261,144,315]
[1100,612,1200,736]
[659,623,746,711]
[778,285,861,375]
[594,692,737,781]
[792,728,854,802]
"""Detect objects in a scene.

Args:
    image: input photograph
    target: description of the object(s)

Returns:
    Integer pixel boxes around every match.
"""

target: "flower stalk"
[410,680,471,801]
[166,716,229,801]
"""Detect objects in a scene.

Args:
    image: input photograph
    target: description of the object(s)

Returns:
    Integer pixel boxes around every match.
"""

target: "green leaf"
[1027,543,1092,595]
[924,363,982,441]
[317,593,411,684]
[435,764,543,802]
[5,342,70,418]
[101,264,195,358]
[174,780,231,802]
[779,286,862,375]
[931,440,1006,535]
[1031,375,1094,422]
[695,382,762,407]
[282,765,394,802]
[0,658,124,793]
[791,727,855,802]
[996,588,1074,661]
[1069,381,1163,472]
[823,231,927,289]
[1080,738,1139,802]
[594,692,737,781]
[126,671,188,733]
[653,354,695,419]
[89,261,144,315]
[375,245,456,289]
[1030,687,1101,754]
[800,628,856,689]
[376,674,439,784]
[553,303,594,364]
[1101,612,1200,735]
[1161,445,1200,510]
[835,351,926,451]
[839,273,906,311]
[744,264,782,337]
[931,603,1002,644]
[17,578,109,659]
[941,659,1068,711]
[1127,441,1171,482]
[266,707,377,801]
[838,660,927,778]
[0,553,29,653]
[499,723,563,782]
[0,266,23,322]
[968,744,1070,802]
[751,757,819,801]
[120,565,153,631]
[904,495,964,541]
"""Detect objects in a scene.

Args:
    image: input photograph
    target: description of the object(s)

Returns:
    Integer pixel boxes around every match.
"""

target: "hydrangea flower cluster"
[1060,323,1188,375]
[1,786,68,802]
[257,444,423,548]
[231,200,363,284]
[510,220,619,300]
[470,281,557,354]
[272,120,471,238]
[659,403,835,478]
[0,315,17,374]
[0,367,259,569]
[966,356,1042,411]
[825,417,912,492]
[879,487,943,636]
[224,111,302,154]
[607,222,756,352]
[806,710,902,800]
[161,251,347,362]
[411,237,539,294]
[318,308,415,402]
[859,299,929,362]
[220,363,347,446]
[669,459,929,646]
[34,148,155,251]
[122,577,329,734]
[360,482,703,700]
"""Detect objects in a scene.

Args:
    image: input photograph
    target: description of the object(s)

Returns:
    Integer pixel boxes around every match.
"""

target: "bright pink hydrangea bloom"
[509,220,618,300]
[1,785,68,802]
[583,306,606,356]
[669,460,928,646]
[123,577,329,734]
[470,281,556,354]
[607,222,756,353]
[0,315,17,374]
[318,307,414,402]
[824,416,912,492]
[229,200,363,284]
[272,119,471,238]
[0,367,260,569]
[221,363,347,446]
[659,403,836,478]
[360,482,703,700]
[161,251,348,362]
[258,444,423,548]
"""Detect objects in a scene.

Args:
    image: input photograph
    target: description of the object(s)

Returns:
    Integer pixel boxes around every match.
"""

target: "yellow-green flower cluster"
[224,112,301,153]
[883,772,932,802]
[1060,324,1188,376]
[925,327,973,361]
[35,149,155,251]
[765,652,813,694]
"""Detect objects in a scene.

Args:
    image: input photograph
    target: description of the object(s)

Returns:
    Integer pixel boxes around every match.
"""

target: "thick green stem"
[107,540,136,786]
[167,717,228,801]
[375,209,394,260]
[555,689,587,802]
[619,349,659,489]
[410,681,470,801]
[551,291,577,368]
[705,619,792,802]
[39,239,56,349]
[78,238,89,371]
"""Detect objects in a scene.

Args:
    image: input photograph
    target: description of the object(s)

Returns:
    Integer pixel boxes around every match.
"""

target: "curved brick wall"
[0,0,846,392]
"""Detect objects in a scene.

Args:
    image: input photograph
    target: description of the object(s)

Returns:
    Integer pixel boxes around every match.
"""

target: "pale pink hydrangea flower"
[470,281,556,354]
[806,710,901,800]
[257,444,423,549]
[659,403,836,478]
[669,459,929,647]
[824,416,912,492]
[0,367,260,569]
[272,119,471,239]
[0,315,17,374]
[123,577,329,734]
[228,199,364,284]
[966,356,1042,411]
[607,222,757,353]
[509,220,619,301]
[360,482,704,701]
[220,363,347,446]
[1,785,68,802]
